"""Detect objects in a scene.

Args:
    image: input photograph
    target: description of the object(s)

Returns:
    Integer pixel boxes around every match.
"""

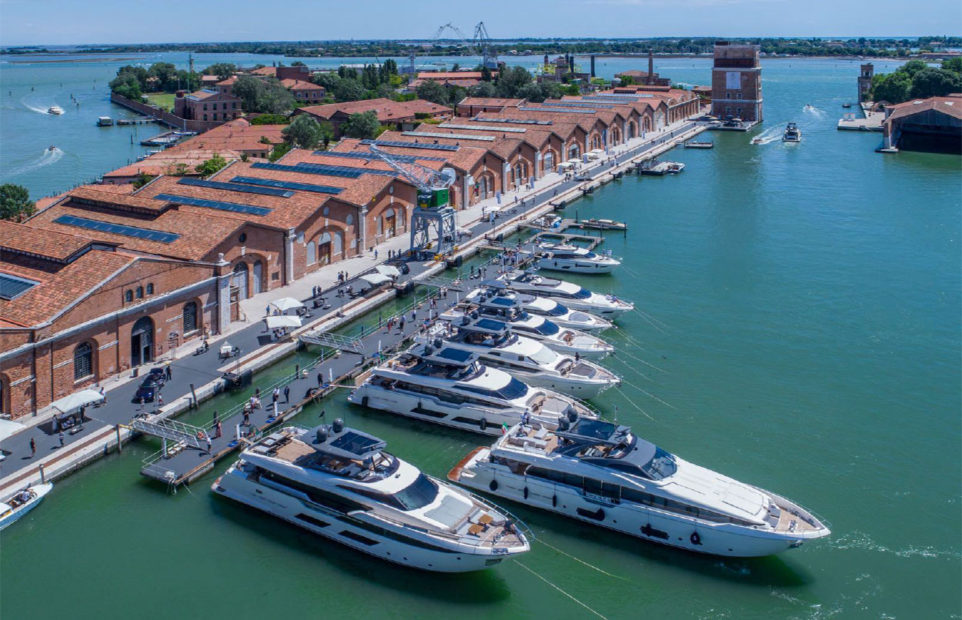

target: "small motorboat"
[0,483,53,531]
[803,104,816,112]
[684,141,714,149]
[842,103,852,109]
[47,145,57,152]
[47,106,64,115]
[783,122,802,143]
[751,137,763,144]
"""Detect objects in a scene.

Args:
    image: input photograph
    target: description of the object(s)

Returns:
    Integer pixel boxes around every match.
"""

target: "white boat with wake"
[47,106,64,115]
[499,271,633,318]
[212,422,530,572]
[348,344,596,435]
[531,243,621,274]
[0,483,53,531]
[423,317,620,399]
[449,417,830,558]
[442,291,613,360]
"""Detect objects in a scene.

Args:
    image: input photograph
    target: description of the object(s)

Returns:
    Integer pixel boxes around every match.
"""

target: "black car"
[131,367,166,403]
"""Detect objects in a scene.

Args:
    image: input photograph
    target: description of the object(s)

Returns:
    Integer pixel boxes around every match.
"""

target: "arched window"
[125,290,133,303]
[306,241,317,265]
[183,301,198,334]
[146,283,154,295]
[136,286,144,299]
[74,342,93,381]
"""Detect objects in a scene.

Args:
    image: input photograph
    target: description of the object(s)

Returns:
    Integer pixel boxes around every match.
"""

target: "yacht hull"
[537,259,617,275]
[212,466,515,572]
[454,451,819,558]
[0,483,53,531]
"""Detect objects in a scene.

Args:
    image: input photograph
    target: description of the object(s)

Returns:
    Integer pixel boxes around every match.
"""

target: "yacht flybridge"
[472,285,613,332]
[212,422,530,572]
[449,417,830,558]
[442,291,613,360]
[532,243,621,274]
[422,317,620,399]
[348,344,596,435]
[498,271,633,318]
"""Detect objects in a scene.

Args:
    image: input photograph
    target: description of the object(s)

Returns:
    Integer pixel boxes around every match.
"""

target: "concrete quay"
[0,119,703,499]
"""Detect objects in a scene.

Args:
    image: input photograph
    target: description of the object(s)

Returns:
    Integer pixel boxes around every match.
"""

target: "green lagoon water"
[1,57,960,619]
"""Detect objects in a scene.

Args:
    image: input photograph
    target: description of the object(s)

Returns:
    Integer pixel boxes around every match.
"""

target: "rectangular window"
[725,71,740,90]
[203,103,208,110]
[203,114,207,121]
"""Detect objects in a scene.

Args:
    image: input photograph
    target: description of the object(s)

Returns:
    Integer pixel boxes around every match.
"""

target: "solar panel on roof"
[251,162,358,178]
[519,106,597,114]
[155,194,271,216]
[437,348,474,363]
[475,318,507,331]
[54,214,181,244]
[402,131,494,142]
[329,431,383,457]
[474,118,552,126]
[295,162,395,177]
[362,139,460,152]
[0,273,39,300]
[177,177,293,198]
[439,123,526,134]
[231,176,343,195]
[542,101,614,109]
[317,150,446,163]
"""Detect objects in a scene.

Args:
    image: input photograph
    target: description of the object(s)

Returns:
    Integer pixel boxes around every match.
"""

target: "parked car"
[131,368,166,403]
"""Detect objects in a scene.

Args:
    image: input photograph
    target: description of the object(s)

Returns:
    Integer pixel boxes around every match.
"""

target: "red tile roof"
[280,79,324,92]
[886,95,962,122]
[0,220,107,263]
[297,98,450,123]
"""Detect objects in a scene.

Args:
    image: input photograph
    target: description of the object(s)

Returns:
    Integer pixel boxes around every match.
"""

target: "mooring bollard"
[39,463,46,484]
[116,424,123,453]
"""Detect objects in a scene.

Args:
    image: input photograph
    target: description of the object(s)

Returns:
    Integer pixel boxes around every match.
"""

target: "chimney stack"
[648,51,654,85]
[590,55,596,78]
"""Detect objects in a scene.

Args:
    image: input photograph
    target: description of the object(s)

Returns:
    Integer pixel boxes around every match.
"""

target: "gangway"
[299,330,365,354]
[130,416,208,450]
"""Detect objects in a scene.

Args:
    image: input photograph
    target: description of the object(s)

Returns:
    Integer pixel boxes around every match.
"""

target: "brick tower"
[711,42,763,123]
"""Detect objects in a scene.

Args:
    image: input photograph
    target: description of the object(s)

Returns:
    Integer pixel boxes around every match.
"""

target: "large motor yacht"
[532,243,621,274]
[449,417,830,558]
[499,271,633,318]
[473,285,613,332]
[782,122,802,143]
[213,422,530,572]
[423,317,620,399]
[442,292,613,360]
[348,344,597,435]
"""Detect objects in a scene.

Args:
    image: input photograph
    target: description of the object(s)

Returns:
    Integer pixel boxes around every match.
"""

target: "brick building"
[295,98,451,137]
[173,89,243,124]
[710,42,763,123]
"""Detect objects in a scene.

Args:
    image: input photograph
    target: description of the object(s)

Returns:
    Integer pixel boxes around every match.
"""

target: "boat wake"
[21,98,57,115]
[803,105,826,118]
[749,126,783,145]
[7,147,64,177]
[827,531,961,561]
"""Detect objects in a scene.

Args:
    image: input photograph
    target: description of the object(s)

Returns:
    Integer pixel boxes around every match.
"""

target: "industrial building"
[711,42,763,124]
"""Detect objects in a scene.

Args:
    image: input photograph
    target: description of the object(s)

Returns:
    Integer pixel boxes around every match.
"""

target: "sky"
[0,0,959,47]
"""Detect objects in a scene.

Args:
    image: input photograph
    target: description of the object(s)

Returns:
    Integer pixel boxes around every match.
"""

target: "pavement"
[0,119,701,498]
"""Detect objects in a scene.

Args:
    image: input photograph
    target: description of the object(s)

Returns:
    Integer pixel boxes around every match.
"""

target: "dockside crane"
[473,21,499,70]
[368,145,458,260]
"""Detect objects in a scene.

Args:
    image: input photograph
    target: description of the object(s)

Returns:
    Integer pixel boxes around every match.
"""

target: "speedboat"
[783,122,802,143]
[47,106,64,115]
[499,270,634,318]
[449,417,831,558]
[444,292,613,360]
[0,483,53,531]
[213,422,530,572]
[423,317,620,399]
[348,344,596,435]
[751,136,763,144]
[472,285,613,332]
[532,243,620,274]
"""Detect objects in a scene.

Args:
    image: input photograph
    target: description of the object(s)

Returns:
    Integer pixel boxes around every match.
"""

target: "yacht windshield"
[462,377,529,400]
[529,345,559,366]
[535,321,560,336]
[572,288,591,300]
[641,447,677,480]
[392,473,440,511]
[547,303,567,317]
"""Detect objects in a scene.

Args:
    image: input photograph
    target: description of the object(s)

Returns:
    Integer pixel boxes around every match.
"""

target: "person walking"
[164,364,172,381]
[272,387,280,404]
[157,394,164,408]
[29,437,36,457]
[58,430,64,448]
[205,434,212,454]
[374,249,378,260]
[283,385,290,403]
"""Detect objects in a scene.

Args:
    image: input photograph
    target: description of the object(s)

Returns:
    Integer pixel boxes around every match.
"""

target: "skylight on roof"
[0,273,39,300]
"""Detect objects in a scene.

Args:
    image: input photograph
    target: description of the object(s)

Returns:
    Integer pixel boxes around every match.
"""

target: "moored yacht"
[213,422,530,572]
[348,344,596,435]
[532,243,621,274]
[0,483,53,531]
[499,271,633,318]
[423,317,620,399]
[449,417,830,558]
[473,286,613,332]
[443,292,613,360]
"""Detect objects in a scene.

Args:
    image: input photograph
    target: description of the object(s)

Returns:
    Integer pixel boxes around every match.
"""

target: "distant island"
[4,36,961,60]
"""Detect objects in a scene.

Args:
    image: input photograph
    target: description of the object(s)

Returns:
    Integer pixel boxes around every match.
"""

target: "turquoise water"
[2,57,961,619]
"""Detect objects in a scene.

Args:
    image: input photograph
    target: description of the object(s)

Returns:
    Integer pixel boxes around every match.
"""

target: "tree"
[469,81,497,98]
[314,72,340,91]
[269,143,292,162]
[110,73,143,99]
[496,66,534,98]
[250,113,290,125]
[516,83,546,102]
[909,68,962,99]
[0,184,35,221]
[204,63,237,80]
[899,60,929,77]
[340,111,380,139]
[283,115,324,149]
[148,62,178,91]
[481,66,492,82]
[943,57,962,75]
[291,61,306,67]
[872,72,911,103]
[195,154,228,177]
[333,78,365,102]
[258,78,296,114]
[416,80,448,105]
[233,75,265,112]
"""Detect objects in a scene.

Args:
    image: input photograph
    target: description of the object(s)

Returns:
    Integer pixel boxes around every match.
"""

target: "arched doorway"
[542,151,554,174]
[629,121,637,139]
[232,263,249,300]
[252,261,263,295]
[318,232,332,265]
[567,143,580,161]
[131,316,154,367]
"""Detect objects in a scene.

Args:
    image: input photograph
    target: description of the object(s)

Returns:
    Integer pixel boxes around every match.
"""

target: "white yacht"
[0,483,53,531]
[423,318,620,399]
[348,344,597,435]
[450,417,830,558]
[443,292,613,360]
[499,271,634,318]
[213,422,530,572]
[473,286,613,332]
[532,243,621,274]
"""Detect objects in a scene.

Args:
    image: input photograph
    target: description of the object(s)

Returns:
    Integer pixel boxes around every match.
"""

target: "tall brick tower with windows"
[858,63,874,102]
[711,42,763,123]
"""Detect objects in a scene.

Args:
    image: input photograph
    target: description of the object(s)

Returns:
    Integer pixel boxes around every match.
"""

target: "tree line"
[871,58,962,104]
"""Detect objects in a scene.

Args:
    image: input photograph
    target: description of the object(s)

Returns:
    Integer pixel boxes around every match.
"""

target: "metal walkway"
[298,330,365,354]
[131,416,208,450]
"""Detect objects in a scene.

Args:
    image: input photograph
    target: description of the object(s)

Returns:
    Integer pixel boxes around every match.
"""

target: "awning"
[50,389,104,414]
[270,297,304,313]
[557,162,575,170]
[266,315,302,329]
[360,273,392,286]
[375,264,400,278]
[0,418,25,442]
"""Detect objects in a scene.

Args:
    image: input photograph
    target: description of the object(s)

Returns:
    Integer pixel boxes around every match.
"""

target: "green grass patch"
[145,92,176,112]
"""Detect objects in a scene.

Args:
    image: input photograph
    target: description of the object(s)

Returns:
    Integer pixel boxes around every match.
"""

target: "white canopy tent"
[375,264,400,278]
[360,273,392,286]
[270,297,304,313]
[0,418,25,442]
[266,315,302,329]
[50,389,104,414]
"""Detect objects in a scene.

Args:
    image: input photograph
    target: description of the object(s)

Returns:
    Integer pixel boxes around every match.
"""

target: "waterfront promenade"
[0,120,702,498]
